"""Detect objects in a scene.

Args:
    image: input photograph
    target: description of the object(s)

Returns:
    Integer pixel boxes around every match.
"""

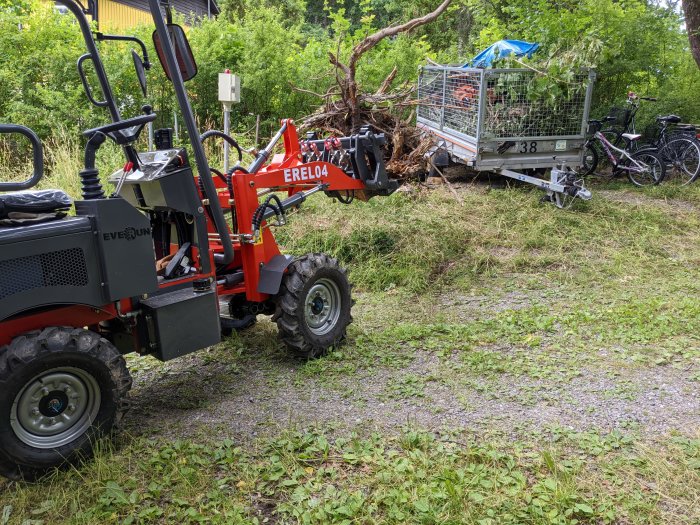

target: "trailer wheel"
[0,327,131,481]
[582,143,598,175]
[273,253,352,359]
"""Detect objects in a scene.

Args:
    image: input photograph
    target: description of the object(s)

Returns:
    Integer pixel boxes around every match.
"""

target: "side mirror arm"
[94,32,151,69]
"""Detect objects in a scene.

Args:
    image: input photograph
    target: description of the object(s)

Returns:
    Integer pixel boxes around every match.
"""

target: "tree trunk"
[330,0,452,130]
[684,0,700,69]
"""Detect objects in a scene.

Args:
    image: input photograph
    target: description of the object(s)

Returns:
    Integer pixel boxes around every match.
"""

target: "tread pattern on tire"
[272,253,352,359]
[0,327,132,481]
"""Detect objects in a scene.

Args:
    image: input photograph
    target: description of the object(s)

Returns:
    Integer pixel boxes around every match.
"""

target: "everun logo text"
[103,227,151,242]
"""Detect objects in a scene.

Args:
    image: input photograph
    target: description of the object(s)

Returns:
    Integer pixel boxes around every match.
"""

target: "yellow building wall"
[47,1,198,31]
[97,0,152,31]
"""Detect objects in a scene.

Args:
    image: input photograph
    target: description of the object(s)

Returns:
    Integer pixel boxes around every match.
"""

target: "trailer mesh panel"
[418,66,592,140]
[0,248,89,300]
[417,68,481,138]
[481,70,590,139]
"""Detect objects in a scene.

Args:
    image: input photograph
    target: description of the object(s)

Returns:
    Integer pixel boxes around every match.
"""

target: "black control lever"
[164,242,192,279]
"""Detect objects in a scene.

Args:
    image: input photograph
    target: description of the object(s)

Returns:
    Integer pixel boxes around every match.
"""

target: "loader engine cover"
[75,198,158,302]
[0,197,159,321]
[0,216,102,321]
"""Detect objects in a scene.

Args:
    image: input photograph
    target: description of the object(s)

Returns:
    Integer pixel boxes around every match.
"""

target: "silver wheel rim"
[11,367,101,449]
[304,277,342,336]
[665,139,700,185]
[630,154,661,185]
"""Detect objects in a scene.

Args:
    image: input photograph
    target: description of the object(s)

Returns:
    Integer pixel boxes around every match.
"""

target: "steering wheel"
[83,113,157,145]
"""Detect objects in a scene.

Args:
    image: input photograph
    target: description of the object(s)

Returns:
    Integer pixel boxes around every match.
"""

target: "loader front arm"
[205,119,397,303]
[251,120,397,196]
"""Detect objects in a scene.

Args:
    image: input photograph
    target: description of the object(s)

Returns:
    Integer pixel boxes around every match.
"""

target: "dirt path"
[123,186,700,445]
[125,309,699,443]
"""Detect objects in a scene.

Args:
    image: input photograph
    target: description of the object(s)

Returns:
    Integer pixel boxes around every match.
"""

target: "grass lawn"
[1,145,699,523]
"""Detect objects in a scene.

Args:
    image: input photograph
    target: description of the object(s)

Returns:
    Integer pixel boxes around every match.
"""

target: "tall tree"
[683,0,700,68]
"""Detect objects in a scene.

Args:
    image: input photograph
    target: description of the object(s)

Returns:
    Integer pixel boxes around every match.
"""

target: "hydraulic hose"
[200,130,243,163]
[252,194,285,238]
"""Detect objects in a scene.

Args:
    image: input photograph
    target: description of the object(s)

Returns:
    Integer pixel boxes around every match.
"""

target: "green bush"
[0,0,697,148]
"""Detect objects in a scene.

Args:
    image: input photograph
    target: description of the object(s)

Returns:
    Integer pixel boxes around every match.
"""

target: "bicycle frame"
[593,131,648,174]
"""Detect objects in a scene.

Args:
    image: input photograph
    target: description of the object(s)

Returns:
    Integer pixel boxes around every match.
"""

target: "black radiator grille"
[0,248,89,300]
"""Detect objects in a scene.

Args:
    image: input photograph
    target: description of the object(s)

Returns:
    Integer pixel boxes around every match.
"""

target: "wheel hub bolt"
[41,387,49,396]
[68,404,76,412]
[63,386,71,393]
[31,408,40,416]
[49,417,56,425]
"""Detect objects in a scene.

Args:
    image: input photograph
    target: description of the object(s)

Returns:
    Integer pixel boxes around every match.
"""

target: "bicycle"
[583,92,657,173]
[582,118,665,186]
[641,115,700,186]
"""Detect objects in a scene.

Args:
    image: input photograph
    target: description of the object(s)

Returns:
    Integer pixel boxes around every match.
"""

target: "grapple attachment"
[302,126,398,198]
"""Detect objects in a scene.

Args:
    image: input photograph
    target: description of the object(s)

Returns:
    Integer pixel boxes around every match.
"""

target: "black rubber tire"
[581,143,598,175]
[660,137,700,185]
[272,253,353,359]
[0,327,132,481]
[626,149,665,186]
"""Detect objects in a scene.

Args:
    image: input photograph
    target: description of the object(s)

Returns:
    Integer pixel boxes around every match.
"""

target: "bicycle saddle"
[621,133,642,141]
[657,115,682,124]
[588,116,616,126]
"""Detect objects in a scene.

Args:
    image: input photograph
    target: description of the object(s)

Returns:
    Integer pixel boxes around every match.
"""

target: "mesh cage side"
[417,68,481,137]
[417,68,445,126]
[443,70,481,137]
[481,70,591,139]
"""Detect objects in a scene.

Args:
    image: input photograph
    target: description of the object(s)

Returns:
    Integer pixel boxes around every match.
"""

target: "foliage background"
[0,0,697,145]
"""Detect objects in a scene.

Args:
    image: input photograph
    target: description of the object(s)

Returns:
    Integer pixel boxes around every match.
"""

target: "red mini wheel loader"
[0,0,397,480]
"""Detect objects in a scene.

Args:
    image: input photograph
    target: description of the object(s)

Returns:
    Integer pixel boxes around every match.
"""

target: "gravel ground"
[124,314,700,444]
[121,186,700,445]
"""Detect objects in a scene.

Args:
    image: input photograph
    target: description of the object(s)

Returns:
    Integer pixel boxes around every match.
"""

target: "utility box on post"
[218,70,240,172]
[218,71,240,104]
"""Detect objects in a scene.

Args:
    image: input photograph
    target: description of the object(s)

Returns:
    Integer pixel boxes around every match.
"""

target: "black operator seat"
[0,189,72,227]
[0,187,90,247]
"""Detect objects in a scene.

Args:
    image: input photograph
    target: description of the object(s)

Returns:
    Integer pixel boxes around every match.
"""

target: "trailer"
[417,65,597,208]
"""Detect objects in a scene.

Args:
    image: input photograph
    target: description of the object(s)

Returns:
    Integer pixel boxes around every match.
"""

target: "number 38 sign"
[517,140,568,154]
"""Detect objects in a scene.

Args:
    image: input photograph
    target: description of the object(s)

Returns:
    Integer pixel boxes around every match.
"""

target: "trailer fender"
[258,254,295,295]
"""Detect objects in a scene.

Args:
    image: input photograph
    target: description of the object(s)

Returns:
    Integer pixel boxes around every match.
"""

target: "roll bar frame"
[0,125,44,191]
[146,0,234,265]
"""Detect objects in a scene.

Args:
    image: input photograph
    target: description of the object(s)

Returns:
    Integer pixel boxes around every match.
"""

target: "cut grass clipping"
[1,130,700,525]
[2,429,699,524]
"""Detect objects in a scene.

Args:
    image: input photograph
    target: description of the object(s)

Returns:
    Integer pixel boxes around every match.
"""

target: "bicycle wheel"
[625,149,665,187]
[581,143,598,175]
[661,137,700,185]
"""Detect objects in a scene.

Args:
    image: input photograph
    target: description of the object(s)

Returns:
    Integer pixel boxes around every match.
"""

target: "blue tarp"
[467,40,540,68]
